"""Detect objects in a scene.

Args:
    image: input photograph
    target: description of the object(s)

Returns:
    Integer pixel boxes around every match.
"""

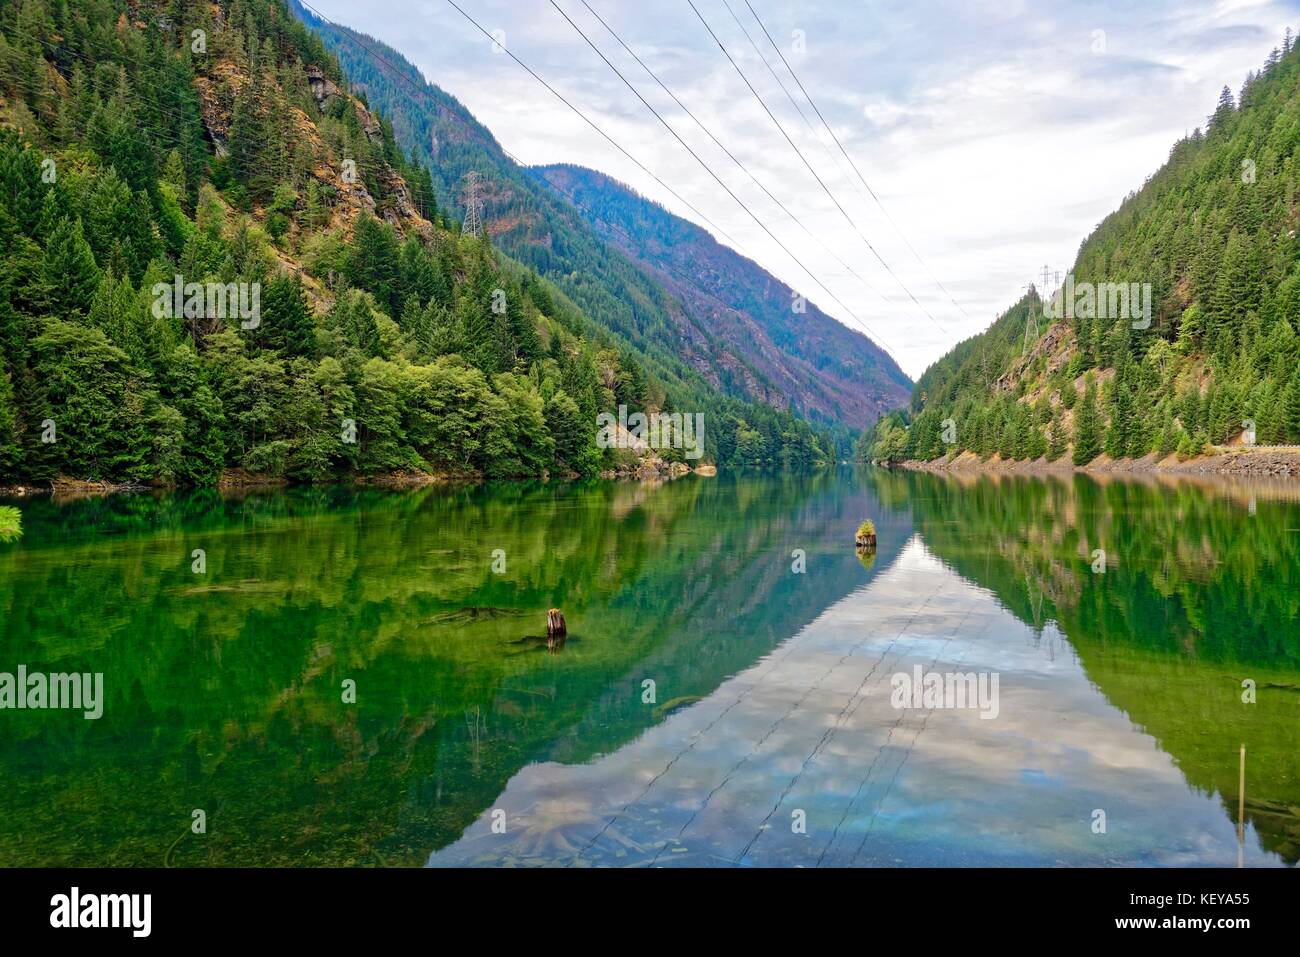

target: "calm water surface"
[0,470,1296,866]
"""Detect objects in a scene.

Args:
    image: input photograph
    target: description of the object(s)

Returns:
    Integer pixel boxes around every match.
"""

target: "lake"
[0,469,1296,867]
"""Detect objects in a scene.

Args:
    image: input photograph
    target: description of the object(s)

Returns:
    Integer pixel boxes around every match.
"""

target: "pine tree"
[162,149,187,196]
[1211,230,1255,342]
[1285,370,1300,443]
[0,362,20,475]
[347,214,401,316]
[44,216,99,317]
[1073,378,1104,465]
[1047,410,1068,461]
[1105,380,1132,458]
[228,73,271,200]
[261,273,315,357]
[1209,84,1235,132]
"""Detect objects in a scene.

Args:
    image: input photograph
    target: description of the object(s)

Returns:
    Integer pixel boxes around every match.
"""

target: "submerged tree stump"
[855,519,877,550]
[546,608,567,638]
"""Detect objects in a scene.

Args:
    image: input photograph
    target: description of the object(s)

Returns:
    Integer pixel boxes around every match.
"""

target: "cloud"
[308,0,1295,379]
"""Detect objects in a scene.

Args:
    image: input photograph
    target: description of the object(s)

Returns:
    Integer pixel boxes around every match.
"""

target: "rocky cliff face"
[193,53,431,242]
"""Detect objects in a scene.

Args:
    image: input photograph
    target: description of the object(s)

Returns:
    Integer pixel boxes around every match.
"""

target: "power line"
[534,161,895,382]
[299,4,904,370]
[575,0,893,312]
[687,0,948,337]
[243,2,904,363]
[300,0,745,250]
[300,1,903,378]
[550,0,902,357]
[742,0,973,322]
[429,0,747,252]
[717,0,875,217]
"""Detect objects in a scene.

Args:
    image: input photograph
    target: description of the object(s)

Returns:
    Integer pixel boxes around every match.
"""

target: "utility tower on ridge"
[1023,282,1041,355]
[461,171,484,238]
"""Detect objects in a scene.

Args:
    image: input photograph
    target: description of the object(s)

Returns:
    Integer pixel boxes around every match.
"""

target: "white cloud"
[308,0,1297,381]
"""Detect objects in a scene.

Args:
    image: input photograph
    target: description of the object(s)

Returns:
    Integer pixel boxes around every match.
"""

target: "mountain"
[287,0,910,429]
[530,164,911,425]
[862,32,1300,467]
[0,0,839,487]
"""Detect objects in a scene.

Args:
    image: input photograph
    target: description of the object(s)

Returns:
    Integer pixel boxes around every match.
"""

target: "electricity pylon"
[461,171,483,238]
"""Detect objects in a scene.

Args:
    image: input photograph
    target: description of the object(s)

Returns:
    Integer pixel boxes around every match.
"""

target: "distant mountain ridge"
[289,0,911,427]
[530,164,911,425]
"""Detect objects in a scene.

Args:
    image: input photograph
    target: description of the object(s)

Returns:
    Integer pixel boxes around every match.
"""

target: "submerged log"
[855,519,877,549]
[546,608,567,638]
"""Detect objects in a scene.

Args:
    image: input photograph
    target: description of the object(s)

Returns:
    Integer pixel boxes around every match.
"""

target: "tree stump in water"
[855,519,877,550]
[547,608,567,638]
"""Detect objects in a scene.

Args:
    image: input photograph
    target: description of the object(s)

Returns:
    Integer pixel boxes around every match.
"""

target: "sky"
[303,0,1299,379]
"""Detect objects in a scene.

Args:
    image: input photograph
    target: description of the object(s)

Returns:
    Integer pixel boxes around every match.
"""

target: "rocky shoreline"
[0,461,720,499]
[599,458,716,481]
[897,446,1300,479]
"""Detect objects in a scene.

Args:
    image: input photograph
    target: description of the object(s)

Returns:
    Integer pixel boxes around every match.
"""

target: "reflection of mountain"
[543,472,912,766]
[0,472,909,865]
[896,470,1300,863]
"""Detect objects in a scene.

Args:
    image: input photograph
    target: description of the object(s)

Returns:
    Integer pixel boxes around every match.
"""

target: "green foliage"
[899,34,1300,465]
[0,0,837,486]
[293,0,891,446]
[31,320,152,481]
[1072,377,1104,465]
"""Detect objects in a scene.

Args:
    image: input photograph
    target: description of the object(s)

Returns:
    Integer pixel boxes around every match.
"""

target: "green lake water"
[0,469,1296,866]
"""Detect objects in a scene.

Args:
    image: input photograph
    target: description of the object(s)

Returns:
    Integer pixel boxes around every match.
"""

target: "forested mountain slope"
[531,164,911,425]
[0,0,836,487]
[287,0,909,430]
[862,32,1300,467]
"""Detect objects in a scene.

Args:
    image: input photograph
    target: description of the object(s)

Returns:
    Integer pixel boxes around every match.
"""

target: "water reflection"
[0,473,905,865]
[428,538,1283,867]
[0,469,1294,866]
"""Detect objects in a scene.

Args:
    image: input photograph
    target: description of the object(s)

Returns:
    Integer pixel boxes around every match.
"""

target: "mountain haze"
[288,0,910,428]
[531,163,910,425]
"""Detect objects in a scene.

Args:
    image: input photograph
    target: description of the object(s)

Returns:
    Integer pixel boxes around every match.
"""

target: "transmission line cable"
[550,0,901,356]
[742,0,973,320]
[687,0,948,336]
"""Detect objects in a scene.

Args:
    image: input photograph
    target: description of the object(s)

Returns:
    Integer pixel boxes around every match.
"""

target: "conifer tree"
[44,217,99,318]
[1047,410,1069,462]
[1284,370,1300,443]
[1073,377,1104,465]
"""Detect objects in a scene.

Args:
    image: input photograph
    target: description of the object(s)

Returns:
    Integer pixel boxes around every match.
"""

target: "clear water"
[0,470,1295,866]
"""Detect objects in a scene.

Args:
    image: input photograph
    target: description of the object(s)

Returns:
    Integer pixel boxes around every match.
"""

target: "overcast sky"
[305,0,1298,379]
